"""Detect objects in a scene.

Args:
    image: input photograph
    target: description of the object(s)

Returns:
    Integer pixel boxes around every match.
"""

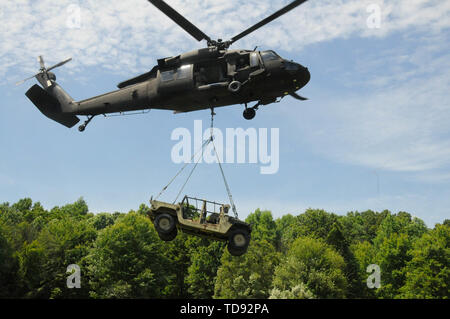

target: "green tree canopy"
[214,239,279,299]
[272,236,347,299]
[399,224,449,298]
[245,209,277,246]
[87,213,169,298]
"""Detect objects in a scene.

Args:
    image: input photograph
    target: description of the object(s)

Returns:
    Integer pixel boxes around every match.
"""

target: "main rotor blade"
[148,0,212,43]
[46,58,72,72]
[229,0,308,45]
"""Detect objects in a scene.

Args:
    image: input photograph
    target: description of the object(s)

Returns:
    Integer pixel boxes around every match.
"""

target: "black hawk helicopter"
[19,0,311,132]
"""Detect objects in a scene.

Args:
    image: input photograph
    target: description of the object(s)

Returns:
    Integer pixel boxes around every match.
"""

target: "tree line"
[0,198,448,299]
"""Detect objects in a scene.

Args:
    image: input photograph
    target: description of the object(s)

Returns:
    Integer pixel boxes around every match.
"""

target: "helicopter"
[19,0,311,132]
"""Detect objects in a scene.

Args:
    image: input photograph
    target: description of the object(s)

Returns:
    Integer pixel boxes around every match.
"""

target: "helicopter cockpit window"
[249,52,259,67]
[260,50,279,62]
[284,61,300,71]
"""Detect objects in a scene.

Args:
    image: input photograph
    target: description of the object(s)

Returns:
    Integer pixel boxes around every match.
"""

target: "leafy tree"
[11,198,33,213]
[90,213,115,230]
[399,224,449,298]
[272,236,347,298]
[87,213,169,298]
[339,210,389,244]
[269,283,315,299]
[16,240,46,297]
[245,209,277,246]
[373,232,412,298]
[351,240,377,298]
[326,222,365,298]
[160,233,201,298]
[275,214,296,251]
[0,222,19,297]
[281,209,339,250]
[59,198,89,218]
[214,240,279,299]
[32,217,97,298]
[186,241,225,298]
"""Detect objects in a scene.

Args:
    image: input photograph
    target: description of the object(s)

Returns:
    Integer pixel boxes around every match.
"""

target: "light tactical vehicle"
[148,196,252,256]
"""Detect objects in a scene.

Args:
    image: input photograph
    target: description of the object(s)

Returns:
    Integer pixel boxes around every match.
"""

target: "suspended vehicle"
[18,0,310,131]
[149,196,251,256]
[149,118,251,256]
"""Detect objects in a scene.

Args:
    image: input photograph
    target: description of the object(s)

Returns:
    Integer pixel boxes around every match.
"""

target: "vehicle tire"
[158,227,178,242]
[243,108,256,120]
[228,81,242,93]
[154,213,176,235]
[228,228,250,256]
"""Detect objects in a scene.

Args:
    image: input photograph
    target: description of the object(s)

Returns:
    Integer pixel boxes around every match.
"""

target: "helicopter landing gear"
[78,115,95,132]
[242,102,260,120]
[243,108,255,120]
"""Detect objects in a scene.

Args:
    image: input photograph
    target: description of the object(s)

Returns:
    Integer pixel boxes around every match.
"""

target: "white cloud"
[285,32,450,174]
[1,0,449,82]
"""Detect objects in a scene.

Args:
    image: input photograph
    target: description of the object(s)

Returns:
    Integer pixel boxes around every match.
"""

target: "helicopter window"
[160,70,175,82]
[160,64,193,82]
[176,64,192,80]
[261,50,279,62]
[249,52,259,67]
[284,61,300,71]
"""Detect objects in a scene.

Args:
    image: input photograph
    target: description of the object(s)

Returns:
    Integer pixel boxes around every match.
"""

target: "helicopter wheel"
[243,108,256,120]
[78,125,86,132]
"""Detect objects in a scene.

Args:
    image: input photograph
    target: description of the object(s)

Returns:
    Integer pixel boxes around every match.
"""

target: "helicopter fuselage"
[74,48,310,116]
[23,0,312,130]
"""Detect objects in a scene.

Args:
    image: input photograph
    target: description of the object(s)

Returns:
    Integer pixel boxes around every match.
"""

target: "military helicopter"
[19,0,311,132]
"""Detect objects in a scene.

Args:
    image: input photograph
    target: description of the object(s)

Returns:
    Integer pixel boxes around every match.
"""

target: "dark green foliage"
[0,223,19,297]
[87,212,169,298]
[186,241,225,298]
[339,210,389,243]
[0,198,447,299]
[399,224,449,298]
[280,209,339,250]
[326,223,365,298]
[245,209,277,246]
[272,237,347,298]
[214,239,279,299]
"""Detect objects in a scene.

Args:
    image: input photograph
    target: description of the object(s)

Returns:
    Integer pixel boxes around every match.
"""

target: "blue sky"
[1,0,449,227]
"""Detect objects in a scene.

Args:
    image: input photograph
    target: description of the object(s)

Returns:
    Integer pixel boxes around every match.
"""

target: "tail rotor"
[16,55,72,87]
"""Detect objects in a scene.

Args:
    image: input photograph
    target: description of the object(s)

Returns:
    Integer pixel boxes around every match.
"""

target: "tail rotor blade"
[38,56,45,69]
[15,73,40,86]
[47,58,72,72]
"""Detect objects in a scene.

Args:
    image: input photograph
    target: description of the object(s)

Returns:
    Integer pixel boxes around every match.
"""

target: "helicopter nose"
[292,64,310,91]
[298,65,310,88]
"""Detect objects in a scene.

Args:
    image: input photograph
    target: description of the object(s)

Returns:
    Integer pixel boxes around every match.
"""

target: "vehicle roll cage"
[181,195,229,222]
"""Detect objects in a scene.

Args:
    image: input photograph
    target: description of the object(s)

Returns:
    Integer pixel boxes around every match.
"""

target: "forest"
[0,197,448,299]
